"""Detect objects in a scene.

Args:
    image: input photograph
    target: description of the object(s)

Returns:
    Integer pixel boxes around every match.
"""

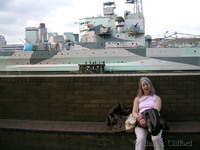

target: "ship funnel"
[115,17,125,27]
[115,17,125,33]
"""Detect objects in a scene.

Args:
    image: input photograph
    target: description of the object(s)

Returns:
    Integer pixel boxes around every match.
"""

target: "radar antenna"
[126,0,143,18]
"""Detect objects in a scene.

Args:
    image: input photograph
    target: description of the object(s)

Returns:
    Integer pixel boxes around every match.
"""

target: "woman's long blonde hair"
[137,77,156,97]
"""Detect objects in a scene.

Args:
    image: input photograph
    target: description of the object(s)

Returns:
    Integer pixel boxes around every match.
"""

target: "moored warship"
[0,0,200,73]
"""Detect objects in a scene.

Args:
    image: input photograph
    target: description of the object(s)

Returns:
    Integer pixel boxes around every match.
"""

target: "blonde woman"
[132,77,164,150]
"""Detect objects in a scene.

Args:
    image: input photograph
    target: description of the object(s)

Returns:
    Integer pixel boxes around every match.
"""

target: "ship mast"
[126,0,143,18]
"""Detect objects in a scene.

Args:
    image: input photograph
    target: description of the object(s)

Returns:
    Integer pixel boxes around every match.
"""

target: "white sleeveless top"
[138,94,157,114]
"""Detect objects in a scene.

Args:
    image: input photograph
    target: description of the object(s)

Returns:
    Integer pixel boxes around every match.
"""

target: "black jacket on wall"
[106,102,132,132]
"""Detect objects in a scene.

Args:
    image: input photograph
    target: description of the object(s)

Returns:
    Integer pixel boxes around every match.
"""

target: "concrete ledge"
[167,122,200,133]
[0,72,200,78]
[0,119,112,134]
[0,119,199,134]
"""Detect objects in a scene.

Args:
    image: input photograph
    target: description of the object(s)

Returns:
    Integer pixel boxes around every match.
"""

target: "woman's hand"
[136,115,146,128]
[139,118,146,128]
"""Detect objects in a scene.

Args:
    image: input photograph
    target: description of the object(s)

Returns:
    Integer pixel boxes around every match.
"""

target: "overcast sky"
[1,0,200,44]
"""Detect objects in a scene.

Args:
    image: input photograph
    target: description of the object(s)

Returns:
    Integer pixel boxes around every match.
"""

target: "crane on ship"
[164,32,200,39]
[151,32,200,48]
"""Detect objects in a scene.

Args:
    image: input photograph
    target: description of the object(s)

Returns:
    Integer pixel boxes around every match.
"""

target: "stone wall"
[0,73,200,150]
[0,73,199,122]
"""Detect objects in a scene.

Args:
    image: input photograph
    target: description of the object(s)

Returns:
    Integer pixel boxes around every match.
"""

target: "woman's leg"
[134,126,148,150]
[151,130,164,150]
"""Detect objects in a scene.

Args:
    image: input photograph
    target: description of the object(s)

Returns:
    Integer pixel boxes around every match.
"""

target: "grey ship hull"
[0,47,199,72]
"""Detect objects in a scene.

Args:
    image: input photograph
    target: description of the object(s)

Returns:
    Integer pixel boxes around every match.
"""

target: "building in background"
[48,32,58,40]
[38,23,48,43]
[63,32,74,41]
[0,35,23,51]
[25,27,39,44]
[73,34,79,42]
[25,23,48,44]
[63,33,79,42]
[48,32,79,42]
[0,35,7,46]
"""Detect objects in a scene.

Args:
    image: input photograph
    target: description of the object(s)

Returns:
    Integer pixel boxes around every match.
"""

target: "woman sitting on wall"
[132,77,164,150]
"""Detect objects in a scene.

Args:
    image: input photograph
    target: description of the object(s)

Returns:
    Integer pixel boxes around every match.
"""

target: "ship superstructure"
[78,1,145,49]
[0,0,199,73]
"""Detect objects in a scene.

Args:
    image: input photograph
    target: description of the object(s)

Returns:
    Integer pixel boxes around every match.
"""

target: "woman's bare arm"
[154,96,162,112]
[132,97,146,127]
